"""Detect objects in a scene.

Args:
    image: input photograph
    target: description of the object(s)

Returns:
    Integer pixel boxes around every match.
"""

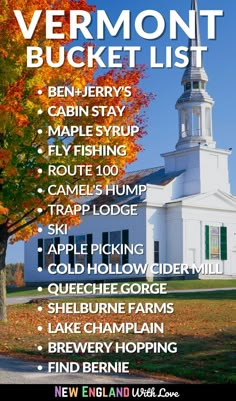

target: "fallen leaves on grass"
[0,297,235,383]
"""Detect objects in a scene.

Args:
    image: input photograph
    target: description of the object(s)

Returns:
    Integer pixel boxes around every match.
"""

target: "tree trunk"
[0,269,7,321]
[0,224,8,322]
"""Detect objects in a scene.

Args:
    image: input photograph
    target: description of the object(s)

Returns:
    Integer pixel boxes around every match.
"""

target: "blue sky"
[6,0,236,264]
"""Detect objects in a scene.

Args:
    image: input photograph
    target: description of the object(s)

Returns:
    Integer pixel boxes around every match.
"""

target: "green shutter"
[220,226,227,260]
[87,234,93,265]
[122,230,129,264]
[102,232,109,264]
[38,239,43,268]
[68,236,74,268]
[205,225,210,260]
[54,237,60,265]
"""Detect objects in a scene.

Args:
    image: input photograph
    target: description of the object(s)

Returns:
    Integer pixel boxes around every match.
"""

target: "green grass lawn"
[1,290,236,383]
[7,279,236,297]
[7,286,49,297]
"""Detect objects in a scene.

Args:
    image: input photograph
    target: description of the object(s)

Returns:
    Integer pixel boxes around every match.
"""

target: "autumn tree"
[13,264,25,287]
[0,0,152,321]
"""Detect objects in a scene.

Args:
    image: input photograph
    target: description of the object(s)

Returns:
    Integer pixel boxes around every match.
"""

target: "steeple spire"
[191,0,201,46]
[188,0,201,66]
[175,0,215,150]
[181,0,208,86]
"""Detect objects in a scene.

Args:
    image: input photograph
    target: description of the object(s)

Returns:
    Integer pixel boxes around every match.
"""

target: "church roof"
[176,0,214,110]
[181,0,208,85]
[119,166,184,187]
[87,167,184,207]
[177,90,214,104]
[165,190,236,210]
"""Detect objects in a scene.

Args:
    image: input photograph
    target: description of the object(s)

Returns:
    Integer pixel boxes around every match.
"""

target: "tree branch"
[8,208,36,229]
[8,215,40,236]
[8,197,59,236]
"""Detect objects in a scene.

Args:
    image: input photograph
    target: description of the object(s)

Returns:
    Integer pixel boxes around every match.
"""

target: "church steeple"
[176,0,215,150]
[183,0,203,73]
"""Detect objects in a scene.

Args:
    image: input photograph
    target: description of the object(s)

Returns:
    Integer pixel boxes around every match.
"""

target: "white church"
[24,0,236,283]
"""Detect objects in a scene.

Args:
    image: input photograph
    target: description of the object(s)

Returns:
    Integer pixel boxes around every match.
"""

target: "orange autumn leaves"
[0,299,233,355]
[0,0,152,243]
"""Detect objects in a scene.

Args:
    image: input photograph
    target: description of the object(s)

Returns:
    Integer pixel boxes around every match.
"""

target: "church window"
[68,234,93,268]
[102,230,129,265]
[193,81,200,89]
[205,108,211,136]
[154,241,160,263]
[205,226,227,260]
[181,109,189,137]
[185,82,191,91]
[38,237,60,269]
[209,227,220,259]
[193,107,201,136]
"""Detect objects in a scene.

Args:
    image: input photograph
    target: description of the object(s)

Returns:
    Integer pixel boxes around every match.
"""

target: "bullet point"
[37,129,43,134]
[38,227,43,233]
[38,326,43,331]
[38,90,43,95]
[38,109,43,115]
[37,365,43,371]
[38,286,43,292]
[37,188,43,194]
[37,345,43,351]
[38,306,43,312]
[38,168,43,174]
[37,247,43,253]
[38,267,43,273]
[37,208,43,213]
[37,148,43,154]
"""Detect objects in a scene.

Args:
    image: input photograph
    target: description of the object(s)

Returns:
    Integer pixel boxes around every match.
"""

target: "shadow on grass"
[12,329,236,384]
[137,330,236,384]
[7,286,38,294]
[65,330,236,384]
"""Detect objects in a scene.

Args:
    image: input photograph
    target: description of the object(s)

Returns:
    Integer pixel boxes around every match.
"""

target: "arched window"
[192,107,201,136]
[205,108,211,136]
[181,109,189,137]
